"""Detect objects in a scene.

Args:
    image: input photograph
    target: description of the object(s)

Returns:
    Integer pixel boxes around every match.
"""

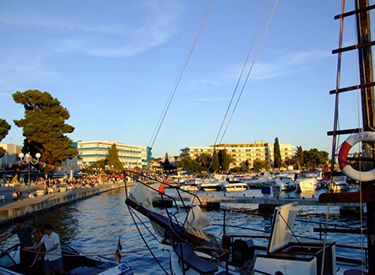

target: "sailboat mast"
[356,0,375,127]
[356,1,375,274]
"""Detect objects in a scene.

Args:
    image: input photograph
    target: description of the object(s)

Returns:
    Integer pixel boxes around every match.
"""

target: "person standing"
[0,217,39,267]
[24,223,64,275]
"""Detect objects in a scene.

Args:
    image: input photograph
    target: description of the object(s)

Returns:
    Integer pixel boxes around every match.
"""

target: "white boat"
[0,242,132,275]
[198,178,223,191]
[275,178,296,191]
[295,177,320,192]
[179,178,201,192]
[221,180,249,192]
[327,176,350,192]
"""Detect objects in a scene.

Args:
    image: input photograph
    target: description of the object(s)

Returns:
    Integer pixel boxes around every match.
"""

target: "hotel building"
[180,141,295,168]
[76,140,151,169]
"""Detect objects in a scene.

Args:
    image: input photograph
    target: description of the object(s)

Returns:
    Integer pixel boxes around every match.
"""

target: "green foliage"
[106,143,124,170]
[210,150,220,173]
[176,157,205,173]
[13,90,78,174]
[0,119,11,158]
[294,146,304,170]
[163,153,173,170]
[195,153,211,170]
[274,137,282,169]
[218,149,232,173]
[253,159,267,172]
[303,148,329,169]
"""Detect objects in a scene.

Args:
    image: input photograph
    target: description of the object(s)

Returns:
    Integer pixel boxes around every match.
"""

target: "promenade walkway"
[0,181,132,226]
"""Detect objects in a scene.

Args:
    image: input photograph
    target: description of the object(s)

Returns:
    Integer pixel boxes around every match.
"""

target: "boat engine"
[232,239,255,265]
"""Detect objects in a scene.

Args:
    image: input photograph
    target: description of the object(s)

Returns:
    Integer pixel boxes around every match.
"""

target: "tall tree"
[13,90,78,174]
[294,146,304,170]
[274,137,282,169]
[209,150,220,173]
[218,149,232,173]
[0,119,11,158]
[163,153,173,171]
[106,143,124,170]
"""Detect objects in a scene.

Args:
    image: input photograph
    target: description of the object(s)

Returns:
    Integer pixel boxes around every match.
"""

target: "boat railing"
[124,170,205,225]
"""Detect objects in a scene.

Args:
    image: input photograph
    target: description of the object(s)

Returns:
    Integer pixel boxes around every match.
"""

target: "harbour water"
[0,186,367,274]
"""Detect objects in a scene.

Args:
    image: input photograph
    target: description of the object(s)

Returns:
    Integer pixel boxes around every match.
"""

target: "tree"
[176,157,204,173]
[196,153,212,170]
[294,146,304,170]
[218,149,232,173]
[0,119,11,158]
[163,153,173,171]
[209,150,220,173]
[303,148,329,169]
[274,137,282,169]
[13,90,78,174]
[253,160,267,172]
[106,143,124,171]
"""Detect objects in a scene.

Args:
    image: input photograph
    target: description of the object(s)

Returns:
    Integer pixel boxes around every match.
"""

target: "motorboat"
[220,180,249,192]
[326,176,350,192]
[295,174,321,193]
[274,177,296,191]
[198,178,224,191]
[0,242,132,275]
[179,178,201,192]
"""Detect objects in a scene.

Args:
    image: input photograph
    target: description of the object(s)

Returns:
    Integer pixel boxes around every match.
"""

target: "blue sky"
[0,1,364,158]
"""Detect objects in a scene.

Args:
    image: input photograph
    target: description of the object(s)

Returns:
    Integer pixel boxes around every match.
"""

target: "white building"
[76,140,151,169]
[180,141,295,169]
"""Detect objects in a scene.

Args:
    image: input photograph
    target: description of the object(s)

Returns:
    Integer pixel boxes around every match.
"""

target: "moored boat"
[221,180,249,192]
[0,242,132,275]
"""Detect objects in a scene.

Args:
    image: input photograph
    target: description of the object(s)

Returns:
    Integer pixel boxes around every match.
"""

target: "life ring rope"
[338,131,375,182]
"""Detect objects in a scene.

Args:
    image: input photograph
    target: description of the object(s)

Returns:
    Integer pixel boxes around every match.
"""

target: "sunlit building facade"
[180,141,295,168]
[76,140,151,169]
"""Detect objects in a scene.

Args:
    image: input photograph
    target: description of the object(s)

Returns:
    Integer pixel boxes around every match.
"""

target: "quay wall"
[0,181,133,226]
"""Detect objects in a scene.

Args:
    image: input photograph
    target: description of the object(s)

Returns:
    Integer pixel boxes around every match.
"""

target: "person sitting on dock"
[0,217,39,267]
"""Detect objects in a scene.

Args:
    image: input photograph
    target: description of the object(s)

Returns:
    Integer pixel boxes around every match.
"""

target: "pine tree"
[106,143,124,170]
[0,119,11,158]
[13,90,78,174]
[274,137,282,169]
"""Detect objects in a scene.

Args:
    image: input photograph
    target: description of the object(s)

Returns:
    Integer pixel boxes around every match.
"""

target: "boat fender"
[338,131,375,181]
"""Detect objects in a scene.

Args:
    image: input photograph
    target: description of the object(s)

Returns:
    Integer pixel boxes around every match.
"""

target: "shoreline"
[0,181,135,226]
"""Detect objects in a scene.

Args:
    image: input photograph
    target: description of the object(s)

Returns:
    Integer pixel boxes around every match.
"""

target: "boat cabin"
[254,203,336,275]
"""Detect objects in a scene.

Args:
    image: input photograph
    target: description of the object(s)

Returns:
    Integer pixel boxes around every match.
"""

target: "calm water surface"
[0,186,367,274]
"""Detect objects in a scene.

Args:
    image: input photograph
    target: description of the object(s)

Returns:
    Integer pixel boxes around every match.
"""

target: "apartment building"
[76,140,151,169]
[180,141,295,168]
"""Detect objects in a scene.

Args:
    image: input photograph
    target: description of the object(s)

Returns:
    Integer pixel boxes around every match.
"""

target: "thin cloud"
[0,1,184,58]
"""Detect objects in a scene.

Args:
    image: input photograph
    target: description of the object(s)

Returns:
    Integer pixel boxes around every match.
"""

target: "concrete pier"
[0,181,133,225]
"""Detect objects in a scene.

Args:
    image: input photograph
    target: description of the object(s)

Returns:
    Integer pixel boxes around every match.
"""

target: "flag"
[114,237,122,262]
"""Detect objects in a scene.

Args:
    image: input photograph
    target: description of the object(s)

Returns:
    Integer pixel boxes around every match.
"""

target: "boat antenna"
[148,0,215,150]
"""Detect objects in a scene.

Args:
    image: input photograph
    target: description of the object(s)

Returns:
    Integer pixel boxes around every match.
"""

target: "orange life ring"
[338,131,375,181]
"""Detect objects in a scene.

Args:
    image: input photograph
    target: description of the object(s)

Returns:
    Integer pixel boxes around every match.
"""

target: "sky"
[0,0,367,158]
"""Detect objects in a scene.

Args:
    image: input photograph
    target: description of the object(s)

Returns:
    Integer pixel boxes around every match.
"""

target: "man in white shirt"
[24,223,64,275]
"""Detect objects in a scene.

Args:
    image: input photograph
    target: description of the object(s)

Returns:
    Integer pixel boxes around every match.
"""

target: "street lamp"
[18,152,41,195]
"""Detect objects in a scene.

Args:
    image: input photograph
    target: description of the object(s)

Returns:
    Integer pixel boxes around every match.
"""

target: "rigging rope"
[148,0,215,150]
[208,0,278,172]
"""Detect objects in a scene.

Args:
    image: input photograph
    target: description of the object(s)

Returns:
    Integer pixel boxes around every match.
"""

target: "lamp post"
[18,152,41,195]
